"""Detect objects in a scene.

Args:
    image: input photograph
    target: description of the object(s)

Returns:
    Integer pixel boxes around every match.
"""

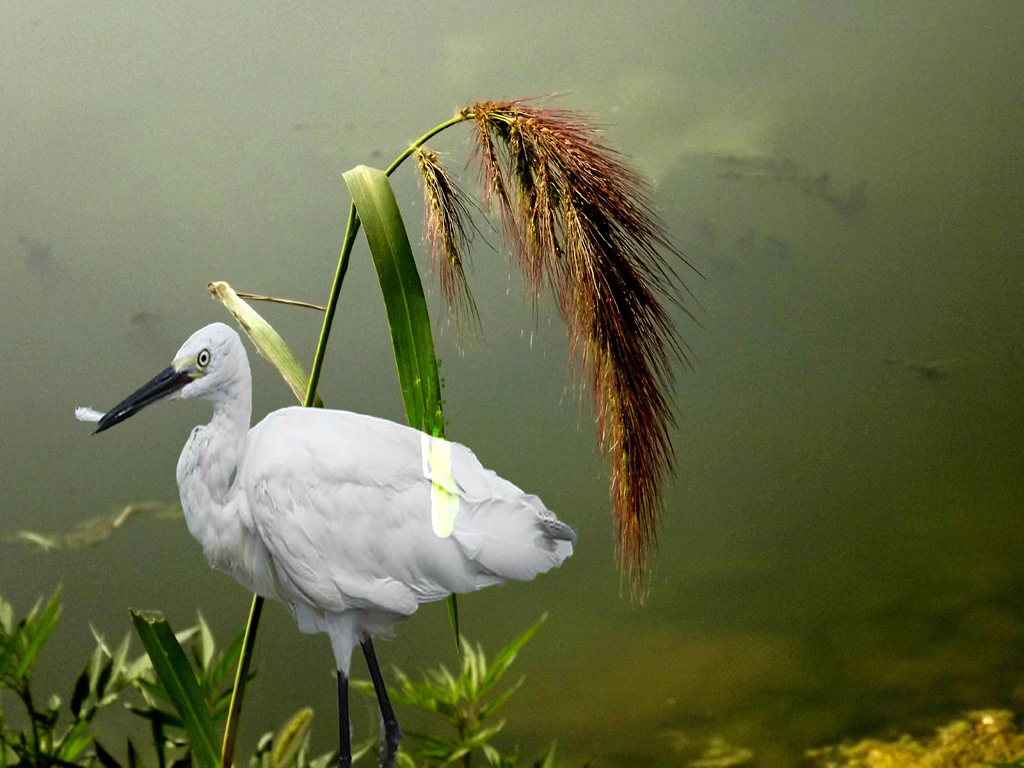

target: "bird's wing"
[447,440,576,580]
[241,408,494,615]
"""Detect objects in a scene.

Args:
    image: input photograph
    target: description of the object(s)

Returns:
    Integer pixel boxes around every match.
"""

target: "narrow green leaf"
[465,720,506,748]
[15,589,61,677]
[307,752,336,768]
[174,626,201,648]
[0,597,12,634]
[136,676,172,704]
[70,669,90,717]
[478,676,524,720]
[123,650,154,682]
[111,632,132,687]
[26,598,42,622]
[197,614,215,676]
[254,732,274,757]
[270,708,313,768]
[210,691,235,719]
[0,634,20,678]
[126,705,185,731]
[210,632,245,689]
[207,281,324,408]
[130,611,220,768]
[446,594,460,655]
[151,710,167,768]
[96,657,114,700]
[342,164,459,644]
[93,741,122,768]
[403,730,456,753]
[342,166,444,435]
[480,614,545,694]
[87,634,107,692]
[58,718,94,761]
[533,741,557,768]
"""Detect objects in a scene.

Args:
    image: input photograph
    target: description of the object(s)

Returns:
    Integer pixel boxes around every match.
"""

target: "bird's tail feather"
[452,493,575,582]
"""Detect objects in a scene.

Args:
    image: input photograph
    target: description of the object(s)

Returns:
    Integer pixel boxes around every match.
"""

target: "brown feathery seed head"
[415,146,479,332]
[459,99,689,592]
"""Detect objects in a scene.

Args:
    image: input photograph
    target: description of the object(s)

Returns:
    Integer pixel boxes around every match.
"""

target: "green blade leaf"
[480,614,545,694]
[207,281,324,408]
[533,741,557,768]
[15,588,61,678]
[210,632,245,690]
[96,657,114,700]
[130,611,220,768]
[270,708,313,768]
[343,165,459,646]
[478,676,524,720]
[0,596,13,634]
[0,632,22,678]
[58,717,95,761]
[70,668,90,718]
[126,704,185,731]
[93,741,122,768]
[343,166,444,435]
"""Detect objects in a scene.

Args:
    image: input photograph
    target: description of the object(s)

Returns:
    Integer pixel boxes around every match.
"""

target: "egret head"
[92,323,248,434]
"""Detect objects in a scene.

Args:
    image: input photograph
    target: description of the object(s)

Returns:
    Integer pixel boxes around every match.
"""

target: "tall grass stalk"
[220,97,686,768]
[220,113,470,768]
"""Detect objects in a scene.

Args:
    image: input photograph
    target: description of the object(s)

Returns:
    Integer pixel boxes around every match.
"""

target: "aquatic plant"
[458,101,686,586]
[808,709,1024,767]
[1,502,181,553]
[0,587,259,768]
[0,590,561,768]
[248,708,349,768]
[114,97,688,768]
[352,616,555,768]
[220,99,688,589]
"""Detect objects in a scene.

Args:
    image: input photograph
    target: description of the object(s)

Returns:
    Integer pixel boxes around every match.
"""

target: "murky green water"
[2,3,1021,765]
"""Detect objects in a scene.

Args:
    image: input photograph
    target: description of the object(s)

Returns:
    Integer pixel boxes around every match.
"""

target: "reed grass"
[217,97,689,768]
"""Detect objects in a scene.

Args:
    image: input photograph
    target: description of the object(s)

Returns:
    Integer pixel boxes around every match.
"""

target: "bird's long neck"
[176,375,252,566]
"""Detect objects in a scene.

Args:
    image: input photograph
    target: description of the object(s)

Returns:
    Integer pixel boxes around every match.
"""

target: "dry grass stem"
[234,292,325,312]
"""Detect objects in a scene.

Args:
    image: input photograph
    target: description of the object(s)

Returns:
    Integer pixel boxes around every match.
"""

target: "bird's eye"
[197,349,211,369]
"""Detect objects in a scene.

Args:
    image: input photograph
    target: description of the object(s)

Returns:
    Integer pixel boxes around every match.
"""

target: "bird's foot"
[378,719,400,768]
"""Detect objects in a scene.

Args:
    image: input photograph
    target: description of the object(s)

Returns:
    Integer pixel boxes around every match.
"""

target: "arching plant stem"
[220,111,468,768]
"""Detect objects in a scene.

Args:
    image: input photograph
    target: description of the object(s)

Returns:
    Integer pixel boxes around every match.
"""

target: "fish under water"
[882,356,957,380]
[16,236,54,270]
[712,155,868,219]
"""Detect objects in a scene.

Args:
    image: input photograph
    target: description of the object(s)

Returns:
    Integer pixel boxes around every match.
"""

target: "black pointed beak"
[94,366,193,434]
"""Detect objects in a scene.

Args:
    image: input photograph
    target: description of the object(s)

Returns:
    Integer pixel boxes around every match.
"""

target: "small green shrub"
[1,591,563,768]
[353,616,557,768]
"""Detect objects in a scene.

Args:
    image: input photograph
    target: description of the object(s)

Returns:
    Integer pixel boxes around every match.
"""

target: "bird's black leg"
[360,638,401,768]
[337,670,351,768]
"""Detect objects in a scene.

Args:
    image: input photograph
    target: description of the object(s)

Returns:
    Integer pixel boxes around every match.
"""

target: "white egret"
[77,322,576,768]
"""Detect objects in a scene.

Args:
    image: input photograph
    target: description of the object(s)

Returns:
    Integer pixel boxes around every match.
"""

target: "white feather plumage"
[92,323,575,676]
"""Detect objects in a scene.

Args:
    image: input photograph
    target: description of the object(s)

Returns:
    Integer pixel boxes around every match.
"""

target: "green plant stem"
[305,115,467,405]
[218,110,469,768]
[219,595,262,768]
[461,724,471,768]
[385,114,468,176]
[20,687,39,768]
